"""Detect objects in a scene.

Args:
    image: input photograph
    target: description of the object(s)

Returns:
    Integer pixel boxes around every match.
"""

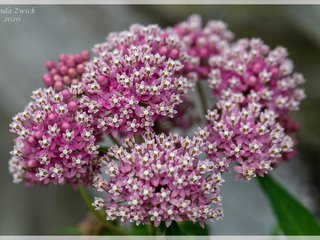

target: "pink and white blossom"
[92,132,224,227]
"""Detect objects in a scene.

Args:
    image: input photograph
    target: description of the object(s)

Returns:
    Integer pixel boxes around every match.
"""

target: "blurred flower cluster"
[9,15,305,228]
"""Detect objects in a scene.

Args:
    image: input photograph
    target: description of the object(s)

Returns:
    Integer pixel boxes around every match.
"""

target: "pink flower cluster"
[82,24,195,135]
[173,14,233,78]
[202,100,294,180]
[92,132,223,227]
[204,38,306,167]
[9,15,306,228]
[42,51,91,92]
[208,38,306,124]
[94,24,193,72]
[9,88,100,187]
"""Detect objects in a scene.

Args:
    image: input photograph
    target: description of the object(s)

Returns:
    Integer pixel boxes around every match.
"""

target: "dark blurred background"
[0,5,319,235]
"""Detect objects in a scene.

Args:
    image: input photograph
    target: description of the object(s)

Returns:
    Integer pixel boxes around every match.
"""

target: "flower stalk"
[78,186,127,235]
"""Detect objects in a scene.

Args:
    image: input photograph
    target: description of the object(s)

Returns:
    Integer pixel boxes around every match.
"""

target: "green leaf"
[99,227,112,235]
[258,175,320,235]
[270,223,282,235]
[158,221,167,234]
[56,226,83,235]
[165,221,184,235]
[130,224,151,235]
[180,221,210,235]
[98,146,108,155]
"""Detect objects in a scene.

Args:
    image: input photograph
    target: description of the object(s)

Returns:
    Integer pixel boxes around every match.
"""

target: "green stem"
[79,186,100,218]
[196,81,208,121]
[78,186,127,235]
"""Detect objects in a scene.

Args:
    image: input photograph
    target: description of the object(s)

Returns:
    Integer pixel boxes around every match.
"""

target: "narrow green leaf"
[258,175,320,235]
[165,221,184,235]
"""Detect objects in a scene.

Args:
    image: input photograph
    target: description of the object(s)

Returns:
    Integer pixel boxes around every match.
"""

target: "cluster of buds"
[42,51,90,91]
[173,14,233,78]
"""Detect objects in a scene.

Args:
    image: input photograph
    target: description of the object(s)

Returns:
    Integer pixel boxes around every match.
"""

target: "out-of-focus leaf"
[99,221,126,235]
[270,224,282,236]
[258,175,320,235]
[100,227,112,235]
[158,221,167,234]
[56,226,83,235]
[98,146,109,155]
[180,221,210,235]
[285,6,320,48]
[165,221,184,235]
[130,224,150,235]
